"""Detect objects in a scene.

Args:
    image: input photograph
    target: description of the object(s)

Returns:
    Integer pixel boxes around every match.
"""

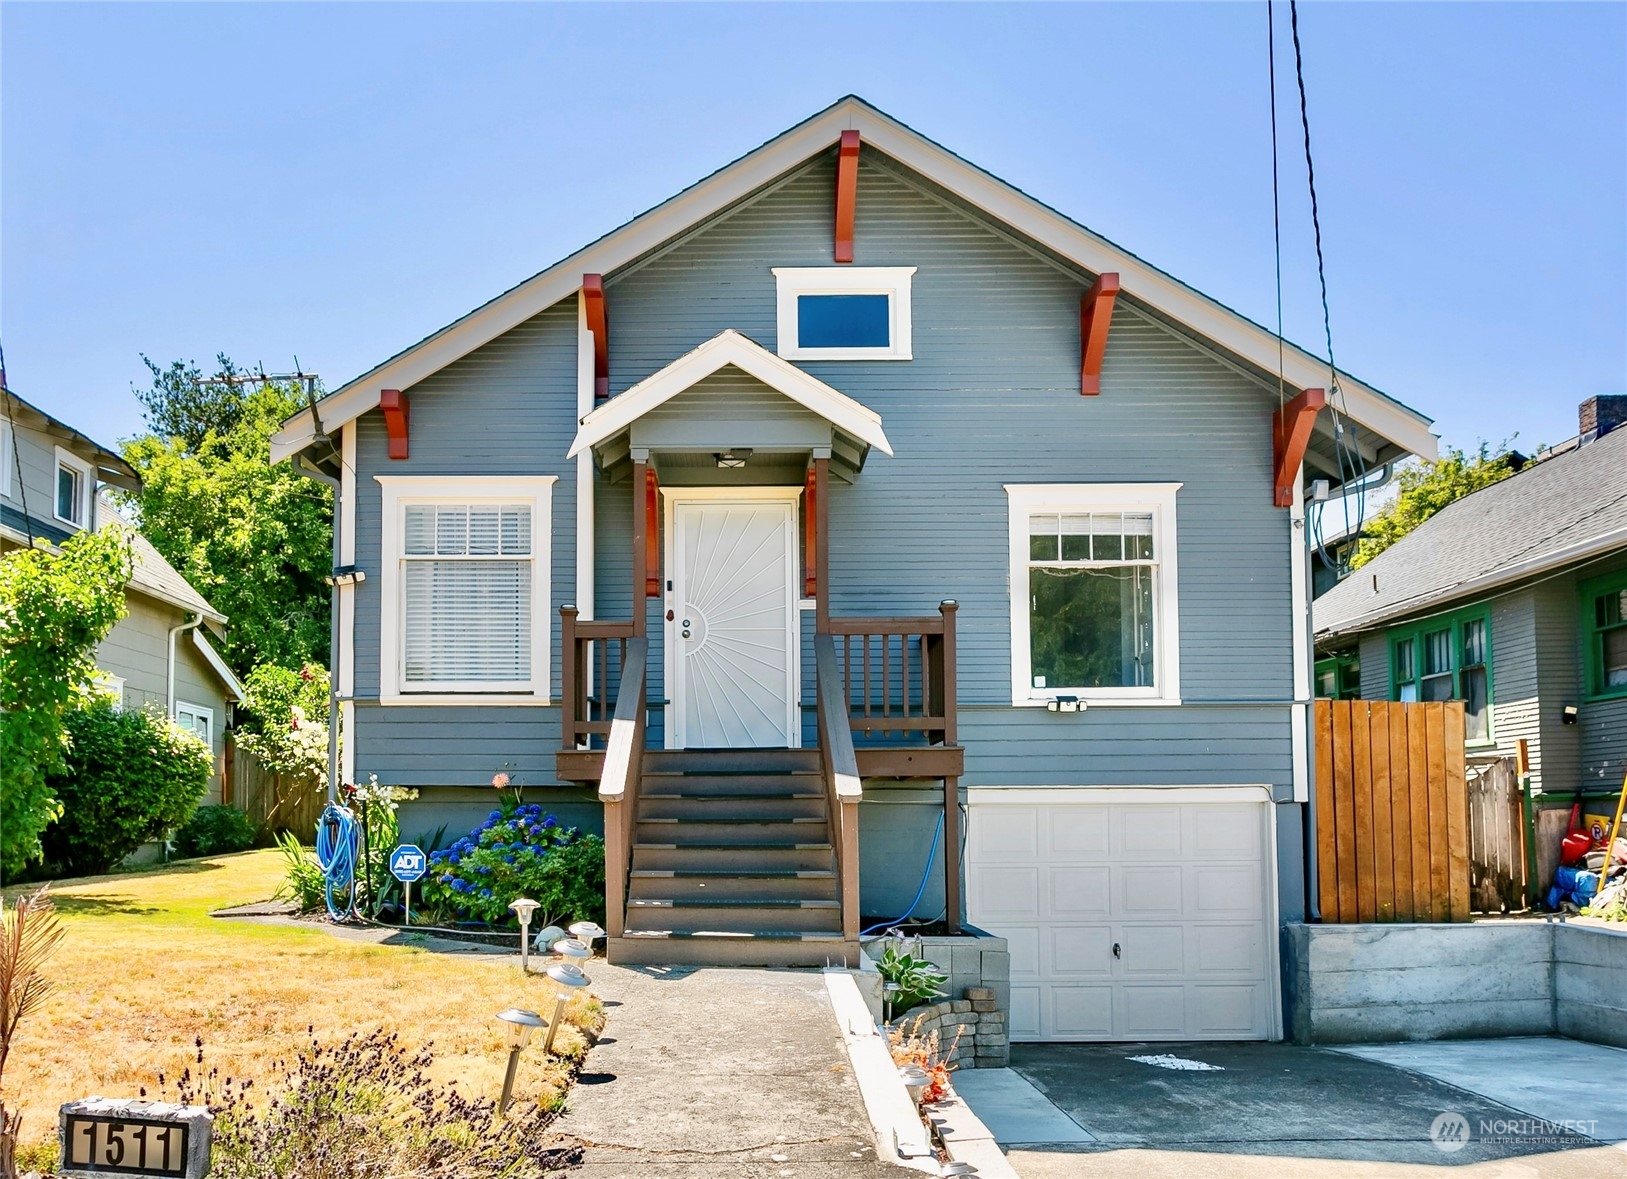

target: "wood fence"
[1314,700,1470,923]
[1467,756,1528,913]
[224,739,324,841]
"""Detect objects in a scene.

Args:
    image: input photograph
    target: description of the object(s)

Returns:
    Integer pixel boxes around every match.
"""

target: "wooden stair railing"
[598,636,647,938]
[815,635,862,942]
[826,601,958,745]
[561,606,637,750]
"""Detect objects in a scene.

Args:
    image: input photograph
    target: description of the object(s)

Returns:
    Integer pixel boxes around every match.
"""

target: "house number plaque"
[59,1098,212,1179]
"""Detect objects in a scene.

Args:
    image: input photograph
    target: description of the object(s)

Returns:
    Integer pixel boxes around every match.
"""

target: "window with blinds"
[401,503,533,688]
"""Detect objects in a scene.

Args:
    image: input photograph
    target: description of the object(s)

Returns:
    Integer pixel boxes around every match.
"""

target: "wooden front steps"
[613,748,859,967]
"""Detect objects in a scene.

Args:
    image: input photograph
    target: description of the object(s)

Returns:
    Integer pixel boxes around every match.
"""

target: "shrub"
[422,805,604,927]
[174,804,260,857]
[273,831,326,913]
[38,701,212,877]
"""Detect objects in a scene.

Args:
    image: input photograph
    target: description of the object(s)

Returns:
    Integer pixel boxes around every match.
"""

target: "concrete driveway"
[952,1038,1627,1178]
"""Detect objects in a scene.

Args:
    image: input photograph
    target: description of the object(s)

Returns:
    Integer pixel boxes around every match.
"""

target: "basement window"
[773,267,915,360]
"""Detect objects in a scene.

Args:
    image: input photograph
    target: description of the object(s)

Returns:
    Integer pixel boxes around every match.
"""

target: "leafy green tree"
[1351,443,1517,570]
[0,526,133,881]
[122,360,332,674]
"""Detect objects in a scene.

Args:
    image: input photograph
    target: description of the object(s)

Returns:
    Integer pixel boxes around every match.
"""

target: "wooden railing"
[598,637,648,938]
[815,636,863,941]
[826,601,958,746]
[560,606,637,751]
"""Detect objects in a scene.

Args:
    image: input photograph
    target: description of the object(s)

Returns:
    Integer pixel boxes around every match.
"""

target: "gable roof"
[97,496,228,628]
[567,330,892,460]
[1314,426,1627,639]
[3,387,141,493]
[271,95,1436,467]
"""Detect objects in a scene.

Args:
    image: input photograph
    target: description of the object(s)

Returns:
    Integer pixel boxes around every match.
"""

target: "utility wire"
[0,341,38,549]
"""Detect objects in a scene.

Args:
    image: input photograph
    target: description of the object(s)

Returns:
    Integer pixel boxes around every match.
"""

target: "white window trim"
[0,419,12,498]
[92,673,125,708]
[175,700,213,742]
[1005,482,1183,707]
[53,446,94,528]
[772,266,915,360]
[376,475,557,705]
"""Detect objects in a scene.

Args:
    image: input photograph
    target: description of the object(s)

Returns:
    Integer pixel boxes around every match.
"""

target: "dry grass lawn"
[2,850,601,1157]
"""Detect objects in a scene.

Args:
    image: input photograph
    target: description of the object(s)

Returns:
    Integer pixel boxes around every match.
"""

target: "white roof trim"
[568,330,892,459]
[191,630,246,701]
[272,96,1435,465]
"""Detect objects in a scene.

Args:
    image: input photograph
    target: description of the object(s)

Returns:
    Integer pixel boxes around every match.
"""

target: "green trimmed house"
[1314,395,1627,802]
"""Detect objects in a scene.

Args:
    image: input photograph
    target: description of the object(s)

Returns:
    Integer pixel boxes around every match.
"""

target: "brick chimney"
[1579,395,1627,444]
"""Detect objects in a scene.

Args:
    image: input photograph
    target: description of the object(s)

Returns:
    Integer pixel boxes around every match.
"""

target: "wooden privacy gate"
[224,739,325,840]
[1314,700,1470,923]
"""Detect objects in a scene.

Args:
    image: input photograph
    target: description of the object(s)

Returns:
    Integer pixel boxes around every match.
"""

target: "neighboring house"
[1314,395,1627,802]
[1,389,244,803]
[271,97,1435,1041]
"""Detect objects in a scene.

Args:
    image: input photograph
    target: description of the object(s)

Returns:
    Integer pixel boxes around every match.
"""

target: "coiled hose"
[861,810,944,937]
[315,802,360,921]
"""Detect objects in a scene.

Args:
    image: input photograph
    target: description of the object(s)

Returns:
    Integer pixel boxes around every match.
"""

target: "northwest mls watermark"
[1430,1110,1600,1152]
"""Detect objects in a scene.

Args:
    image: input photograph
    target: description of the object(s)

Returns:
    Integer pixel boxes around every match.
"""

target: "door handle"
[1112,942,1121,959]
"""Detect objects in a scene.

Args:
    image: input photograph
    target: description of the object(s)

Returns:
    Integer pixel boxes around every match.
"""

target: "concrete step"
[631,843,835,873]
[642,748,821,775]
[641,772,823,797]
[608,931,859,968]
[636,818,826,845]
[637,795,827,822]
[626,896,841,933]
[627,869,837,902]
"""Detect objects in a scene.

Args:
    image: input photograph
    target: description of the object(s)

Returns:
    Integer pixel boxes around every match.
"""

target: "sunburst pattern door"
[670,498,798,748]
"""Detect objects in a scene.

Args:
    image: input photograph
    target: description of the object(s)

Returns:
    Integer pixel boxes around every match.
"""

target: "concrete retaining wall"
[1285,921,1627,1047]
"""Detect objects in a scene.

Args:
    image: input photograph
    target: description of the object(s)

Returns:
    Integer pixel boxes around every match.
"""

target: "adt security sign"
[390,844,427,926]
[390,844,427,882]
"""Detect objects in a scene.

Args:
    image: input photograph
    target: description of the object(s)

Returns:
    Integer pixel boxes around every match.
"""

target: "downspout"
[295,452,343,805]
[166,614,204,716]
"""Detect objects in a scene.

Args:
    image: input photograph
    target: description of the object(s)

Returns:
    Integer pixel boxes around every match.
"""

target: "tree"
[1351,443,1516,569]
[0,526,133,881]
[122,360,332,674]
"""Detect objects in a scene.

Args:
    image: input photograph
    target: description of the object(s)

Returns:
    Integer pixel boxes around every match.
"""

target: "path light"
[899,1065,930,1106]
[542,961,591,1055]
[940,1163,978,1177]
[883,981,901,1023]
[494,1007,544,1113]
[552,936,592,966]
[510,898,541,973]
[568,920,606,962]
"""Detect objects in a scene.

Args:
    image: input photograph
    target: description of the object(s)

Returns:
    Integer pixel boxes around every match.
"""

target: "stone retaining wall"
[893,985,1009,1069]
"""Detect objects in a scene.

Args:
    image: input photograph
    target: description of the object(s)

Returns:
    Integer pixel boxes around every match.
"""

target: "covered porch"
[556,330,964,964]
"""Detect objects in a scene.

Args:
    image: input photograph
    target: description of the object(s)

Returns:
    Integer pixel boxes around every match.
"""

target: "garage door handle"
[1112,942,1121,959]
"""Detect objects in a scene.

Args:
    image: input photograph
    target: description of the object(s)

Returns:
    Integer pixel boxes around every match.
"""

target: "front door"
[667,490,800,749]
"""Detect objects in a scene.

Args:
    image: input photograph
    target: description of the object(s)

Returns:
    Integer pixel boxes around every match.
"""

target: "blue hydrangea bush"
[420,804,605,926]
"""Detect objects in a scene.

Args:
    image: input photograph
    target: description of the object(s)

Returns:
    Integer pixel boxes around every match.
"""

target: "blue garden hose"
[861,811,944,937]
[315,802,360,921]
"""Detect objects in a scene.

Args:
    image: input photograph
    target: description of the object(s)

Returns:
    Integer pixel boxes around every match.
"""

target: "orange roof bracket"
[644,465,661,598]
[380,389,409,460]
[834,130,860,263]
[1079,272,1120,395]
[583,273,610,400]
[1272,387,1327,507]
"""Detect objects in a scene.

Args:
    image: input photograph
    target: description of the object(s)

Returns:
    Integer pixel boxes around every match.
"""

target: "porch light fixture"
[542,961,591,1055]
[898,1064,930,1106]
[494,1007,545,1112]
[714,449,752,469]
[1561,704,1579,725]
[510,898,540,972]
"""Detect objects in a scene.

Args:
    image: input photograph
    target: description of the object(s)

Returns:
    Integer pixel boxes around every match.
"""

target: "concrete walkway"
[557,963,909,1177]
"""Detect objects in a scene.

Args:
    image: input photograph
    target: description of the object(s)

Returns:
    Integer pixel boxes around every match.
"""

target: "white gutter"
[1318,524,1627,640]
[166,614,204,716]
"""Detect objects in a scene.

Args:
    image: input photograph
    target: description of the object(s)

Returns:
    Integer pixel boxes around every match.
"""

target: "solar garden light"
[495,1007,545,1113]
[898,1065,931,1106]
[883,981,901,1023]
[568,920,606,962]
[542,961,591,1055]
[940,1163,978,1177]
[510,898,541,972]
[552,936,593,966]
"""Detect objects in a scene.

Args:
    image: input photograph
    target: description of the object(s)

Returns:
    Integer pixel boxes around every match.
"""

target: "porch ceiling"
[569,330,891,483]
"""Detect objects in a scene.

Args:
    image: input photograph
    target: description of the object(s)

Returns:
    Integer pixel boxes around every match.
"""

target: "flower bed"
[423,804,605,927]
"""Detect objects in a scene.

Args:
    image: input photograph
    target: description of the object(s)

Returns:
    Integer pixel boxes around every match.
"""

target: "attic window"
[54,447,93,529]
[773,267,914,360]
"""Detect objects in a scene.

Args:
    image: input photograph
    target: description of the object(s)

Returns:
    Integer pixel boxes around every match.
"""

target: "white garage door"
[968,793,1277,1041]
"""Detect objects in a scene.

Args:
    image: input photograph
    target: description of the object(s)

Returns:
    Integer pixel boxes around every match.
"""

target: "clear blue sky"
[3,3,1622,456]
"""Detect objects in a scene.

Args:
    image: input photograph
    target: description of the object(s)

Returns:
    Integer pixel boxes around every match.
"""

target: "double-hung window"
[1006,484,1182,705]
[54,447,94,528]
[378,476,555,702]
[1390,607,1493,742]
[1581,570,1627,700]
